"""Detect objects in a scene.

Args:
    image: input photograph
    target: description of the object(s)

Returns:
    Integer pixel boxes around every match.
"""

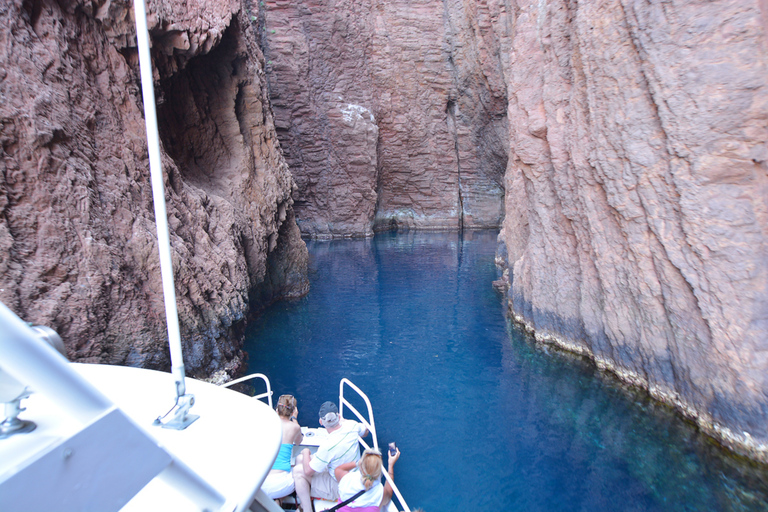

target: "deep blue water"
[244,231,768,512]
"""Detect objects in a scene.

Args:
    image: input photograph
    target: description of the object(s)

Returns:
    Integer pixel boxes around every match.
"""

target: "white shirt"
[309,419,367,479]
[338,468,384,507]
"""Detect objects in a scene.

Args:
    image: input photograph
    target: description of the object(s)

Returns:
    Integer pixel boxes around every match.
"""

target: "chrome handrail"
[222,373,273,409]
[338,378,410,512]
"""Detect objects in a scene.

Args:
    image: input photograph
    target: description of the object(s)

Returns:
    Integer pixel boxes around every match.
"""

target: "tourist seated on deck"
[292,401,369,512]
[333,446,401,511]
[261,394,303,504]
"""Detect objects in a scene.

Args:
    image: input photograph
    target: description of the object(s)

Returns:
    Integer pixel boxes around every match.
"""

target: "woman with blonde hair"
[261,394,303,503]
[333,446,401,511]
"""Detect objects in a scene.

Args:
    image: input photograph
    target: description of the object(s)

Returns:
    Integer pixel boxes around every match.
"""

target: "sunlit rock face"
[0,0,308,377]
[493,1,768,461]
[260,0,508,237]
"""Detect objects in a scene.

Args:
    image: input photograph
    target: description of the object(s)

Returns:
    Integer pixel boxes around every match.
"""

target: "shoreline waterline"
[508,311,768,466]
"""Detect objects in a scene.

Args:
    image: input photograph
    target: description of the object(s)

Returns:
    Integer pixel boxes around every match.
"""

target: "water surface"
[244,231,768,512]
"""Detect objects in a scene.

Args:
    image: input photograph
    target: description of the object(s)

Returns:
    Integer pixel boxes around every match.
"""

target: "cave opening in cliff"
[154,21,248,196]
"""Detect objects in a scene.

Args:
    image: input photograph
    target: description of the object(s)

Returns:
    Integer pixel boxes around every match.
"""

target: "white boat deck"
[0,363,282,512]
[0,306,407,512]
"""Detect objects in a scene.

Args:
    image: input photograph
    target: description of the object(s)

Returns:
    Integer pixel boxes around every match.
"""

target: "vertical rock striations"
[260,0,508,237]
[0,0,308,377]
[494,0,768,462]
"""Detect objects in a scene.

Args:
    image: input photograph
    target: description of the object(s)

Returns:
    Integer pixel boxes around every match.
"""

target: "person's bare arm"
[380,448,400,507]
[334,461,357,482]
[289,421,303,445]
[301,448,316,478]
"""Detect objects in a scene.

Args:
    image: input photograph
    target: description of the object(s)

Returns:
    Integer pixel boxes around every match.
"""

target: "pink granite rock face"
[260,0,508,237]
[493,0,768,461]
[0,0,308,377]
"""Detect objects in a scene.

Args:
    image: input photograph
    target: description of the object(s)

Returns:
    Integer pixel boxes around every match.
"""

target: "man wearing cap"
[292,401,369,512]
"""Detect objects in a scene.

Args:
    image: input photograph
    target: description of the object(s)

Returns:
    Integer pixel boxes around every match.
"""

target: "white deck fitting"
[76,364,283,512]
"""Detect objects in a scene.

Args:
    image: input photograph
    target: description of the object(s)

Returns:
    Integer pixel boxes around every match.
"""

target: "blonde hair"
[358,449,382,490]
[276,394,297,419]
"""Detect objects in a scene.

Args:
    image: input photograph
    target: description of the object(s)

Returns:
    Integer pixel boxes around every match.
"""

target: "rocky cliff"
[496,0,768,463]
[260,0,508,237]
[0,0,308,377]
[3,0,767,464]
[259,0,768,461]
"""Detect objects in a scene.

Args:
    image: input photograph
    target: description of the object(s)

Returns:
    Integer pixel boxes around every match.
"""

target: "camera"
[388,442,397,456]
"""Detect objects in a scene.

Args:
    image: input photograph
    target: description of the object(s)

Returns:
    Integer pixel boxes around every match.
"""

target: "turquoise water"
[244,231,768,511]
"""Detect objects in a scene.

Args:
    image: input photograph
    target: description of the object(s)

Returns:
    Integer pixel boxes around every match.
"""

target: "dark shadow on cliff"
[146,17,308,377]
[155,22,246,196]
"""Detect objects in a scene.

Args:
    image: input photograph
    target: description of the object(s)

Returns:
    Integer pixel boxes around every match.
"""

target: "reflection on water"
[244,231,768,512]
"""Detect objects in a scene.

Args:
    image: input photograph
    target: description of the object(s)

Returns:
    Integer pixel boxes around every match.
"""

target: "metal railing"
[339,378,378,449]
[222,373,273,409]
[338,378,411,512]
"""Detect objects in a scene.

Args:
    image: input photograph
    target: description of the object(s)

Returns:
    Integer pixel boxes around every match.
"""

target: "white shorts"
[309,470,340,501]
[262,470,295,499]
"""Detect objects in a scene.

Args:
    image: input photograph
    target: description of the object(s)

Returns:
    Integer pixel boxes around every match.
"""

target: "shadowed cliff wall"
[260,0,509,237]
[0,0,308,377]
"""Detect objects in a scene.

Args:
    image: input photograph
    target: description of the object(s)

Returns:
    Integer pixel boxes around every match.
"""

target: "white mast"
[133,0,197,429]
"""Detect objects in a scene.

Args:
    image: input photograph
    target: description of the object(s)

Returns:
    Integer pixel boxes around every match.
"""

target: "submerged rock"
[0,0,308,377]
